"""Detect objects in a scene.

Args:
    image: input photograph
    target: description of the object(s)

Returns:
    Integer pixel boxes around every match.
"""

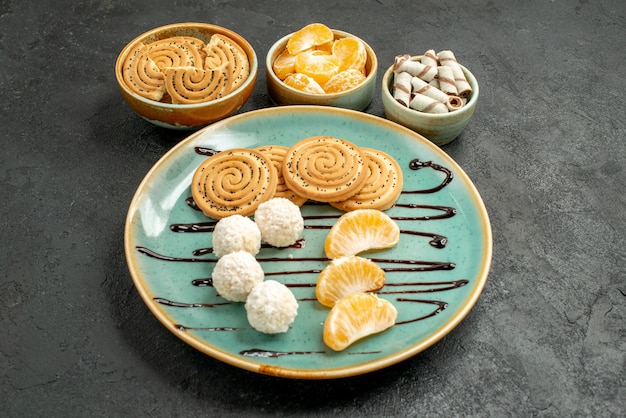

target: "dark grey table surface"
[1,0,624,416]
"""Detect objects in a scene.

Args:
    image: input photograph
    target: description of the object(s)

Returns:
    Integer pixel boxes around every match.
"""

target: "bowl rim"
[381,55,479,119]
[265,28,378,98]
[115,22,258,109]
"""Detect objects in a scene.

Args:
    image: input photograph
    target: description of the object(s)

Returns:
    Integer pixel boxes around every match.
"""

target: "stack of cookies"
[122,34,250,104]
[191,136,403,219]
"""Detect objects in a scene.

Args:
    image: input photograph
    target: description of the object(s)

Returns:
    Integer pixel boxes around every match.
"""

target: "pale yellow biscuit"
[254,145,308,207]
[164,65,230,104]
[191,148,277,219]
[146,36,206,70]
[204,33,250,91]
[122,44,166,101]
[282,136,368,202]
[330,148,403,211]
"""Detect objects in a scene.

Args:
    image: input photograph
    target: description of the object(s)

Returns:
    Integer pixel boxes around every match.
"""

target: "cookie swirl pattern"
[330,148,403,211]
[146,36,205,70]
[255,145,308,207]
[191,148,277,219]
[283,136,368,202]
[164,66,230,104]
[204,34,250,90]
[121,34,250,103]
[122,44,166,101]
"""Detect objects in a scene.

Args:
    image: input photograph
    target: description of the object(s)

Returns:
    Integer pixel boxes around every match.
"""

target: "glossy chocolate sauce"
[395,299,449,324]
[239,348,326,358]
[194,146,219,157]
[238,348,380,358]
[405,158,453,193]
[138,247,457,274]
[175,324,238,332]
[140,149,468,348]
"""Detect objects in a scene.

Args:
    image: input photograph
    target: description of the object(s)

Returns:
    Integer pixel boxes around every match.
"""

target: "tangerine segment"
[324,209,400,259]
[314,41,333,54]
[323,69,366,93]
[287,23,334,55]
[273,48,296,80]
[316,256,386,308]
[323,293,397,351]
[332,37,367,73]
[294,50,339,86]
[283,73,325,94]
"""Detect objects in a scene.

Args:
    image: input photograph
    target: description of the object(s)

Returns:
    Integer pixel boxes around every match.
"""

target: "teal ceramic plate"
[124,106,492,379]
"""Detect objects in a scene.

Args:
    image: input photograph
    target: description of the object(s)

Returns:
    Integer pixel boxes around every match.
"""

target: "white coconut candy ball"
[245,280,299,334]
[254,197,304,247]
[211,251,264,302]
[212,214,261,258]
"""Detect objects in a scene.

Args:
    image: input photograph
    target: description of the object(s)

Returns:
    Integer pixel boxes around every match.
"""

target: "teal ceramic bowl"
[266,29,377,111]
[381,56,479,146]
[124,106,492,379]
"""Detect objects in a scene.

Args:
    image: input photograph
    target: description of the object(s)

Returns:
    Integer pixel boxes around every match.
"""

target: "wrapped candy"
[411,76,449,103]
[409,93,448,113]
[447,95,464,111]
[438,50,472,97]
[393,71,413,106]
[393,54,437,81]
[389,49,471,114]
[421,49,438,68]
[437,66,458,96]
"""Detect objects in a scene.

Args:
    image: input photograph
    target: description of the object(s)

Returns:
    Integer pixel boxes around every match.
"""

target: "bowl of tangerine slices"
[266,23,378,111]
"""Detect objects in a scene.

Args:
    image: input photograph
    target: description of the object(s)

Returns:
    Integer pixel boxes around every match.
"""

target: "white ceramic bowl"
[266,29,377,111]
[115,22,258,130]
[381,56,479,146]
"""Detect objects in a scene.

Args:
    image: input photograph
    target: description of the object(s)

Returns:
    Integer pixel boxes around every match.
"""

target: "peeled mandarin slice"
[272,48,296,80]
[332,37,367,73]
[294,50,339,86]
[283,73,325,94]
[323,69,366,93]
[316,256,386,308]
[314,41,333,54]
[323,293,398,351]
[324,209,400,259]
[286,23,334,55]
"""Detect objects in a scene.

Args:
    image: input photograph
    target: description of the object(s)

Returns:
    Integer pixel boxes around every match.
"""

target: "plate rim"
[124,105,493,379]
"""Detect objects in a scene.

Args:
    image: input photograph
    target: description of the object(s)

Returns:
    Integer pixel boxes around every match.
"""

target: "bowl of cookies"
[115,22,258,129]
[266,23,377,111]
[381,50,479,146]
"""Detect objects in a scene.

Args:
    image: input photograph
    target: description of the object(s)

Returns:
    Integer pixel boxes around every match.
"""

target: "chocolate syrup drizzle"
[138,149,467,358]
[238,348,380,358]
[194,146,219,157]
[406,159,453,194]
[239,348,326,358]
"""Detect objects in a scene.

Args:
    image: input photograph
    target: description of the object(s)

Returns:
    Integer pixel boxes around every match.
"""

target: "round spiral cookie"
[330,148,404,211]
[204,34,250,90]
[164,66,231,104]
[191,148,278,219]
[254,145,308,207]
[145,36,205,70]
[122,44,166,101]
[283,136,368,202]
[199,43,234,95]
